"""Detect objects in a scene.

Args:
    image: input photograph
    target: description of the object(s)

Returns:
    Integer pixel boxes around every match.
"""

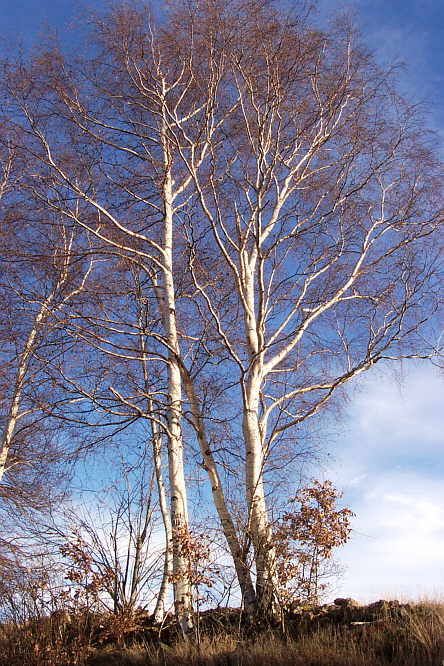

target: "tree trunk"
[243,375,278,616]
[180,365,256,613]
[137,303,173,624]
[159,119,193,634]
[240,262,278,616]
[151,412,173,623]
[0,301,50,483]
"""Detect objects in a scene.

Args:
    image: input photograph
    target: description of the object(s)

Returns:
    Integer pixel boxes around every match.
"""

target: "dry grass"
[1,601,444,666]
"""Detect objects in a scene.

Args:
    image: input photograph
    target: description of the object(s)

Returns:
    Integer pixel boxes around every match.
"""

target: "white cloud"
[325,363,444,603]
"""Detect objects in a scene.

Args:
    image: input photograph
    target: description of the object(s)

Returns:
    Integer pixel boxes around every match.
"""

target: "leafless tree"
[154,0,443,612]
[0,130,95,511]
[1,6,257,624]
[53,455,164,616]
[1,0,442,621]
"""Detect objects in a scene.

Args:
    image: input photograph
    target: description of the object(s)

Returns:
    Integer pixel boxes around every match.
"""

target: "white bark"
[0,299,52,483]
[12,9,438,620]
[138,315,173,623]
[152,418,173,623]
[1,143,41,473]
[0,229,93,485]
[158,113,193,633]
[241,262,278,613]
[180,365,256,612]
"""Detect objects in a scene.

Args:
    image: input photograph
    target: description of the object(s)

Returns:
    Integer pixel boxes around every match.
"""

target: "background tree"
[56,456,162,616]
[0,127,96,523]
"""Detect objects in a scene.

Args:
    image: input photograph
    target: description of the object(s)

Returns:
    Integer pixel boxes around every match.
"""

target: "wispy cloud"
[326,364,444,602]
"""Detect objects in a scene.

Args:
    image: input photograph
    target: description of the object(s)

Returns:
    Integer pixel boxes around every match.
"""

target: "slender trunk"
[128,474,154,612]
[154,533,173,623]
[138,310,173,623]
[241,263,277,615]
[0,301,50,483]
[158,115,193,634]
[151,412,173,623]
[129,537,143,611]
[0,415,16,483]
[243,374,277,615]
[180,366,256,613]
[0,237,88,484]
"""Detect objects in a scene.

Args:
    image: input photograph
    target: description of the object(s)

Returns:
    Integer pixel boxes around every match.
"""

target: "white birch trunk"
[243,376,277,613]
[151,410,173,623]
[1,226,91,484]
[241,263,278,614]
[158,116,193,633]
[0,300,51,484]
[138,324,172,623]
[180,366,256,613]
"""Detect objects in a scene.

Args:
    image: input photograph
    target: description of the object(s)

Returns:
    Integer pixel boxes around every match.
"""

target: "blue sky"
[2,0,443,603]
[315,0,444,601]
[317,0,444,137]
[2,0,443,107]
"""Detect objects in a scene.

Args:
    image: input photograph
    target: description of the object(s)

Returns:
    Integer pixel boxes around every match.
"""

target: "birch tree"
[2,0,442,620]
[1,11,255,624]
[160,1,443,612]
[0,135,94,499]
[2,46,195,632]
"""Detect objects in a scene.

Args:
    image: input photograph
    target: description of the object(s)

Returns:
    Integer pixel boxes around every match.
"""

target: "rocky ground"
[2,598,443,665]
[83,597,436,647]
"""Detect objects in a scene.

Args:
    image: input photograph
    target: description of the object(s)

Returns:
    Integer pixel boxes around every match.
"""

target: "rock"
[333,598,360,608]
